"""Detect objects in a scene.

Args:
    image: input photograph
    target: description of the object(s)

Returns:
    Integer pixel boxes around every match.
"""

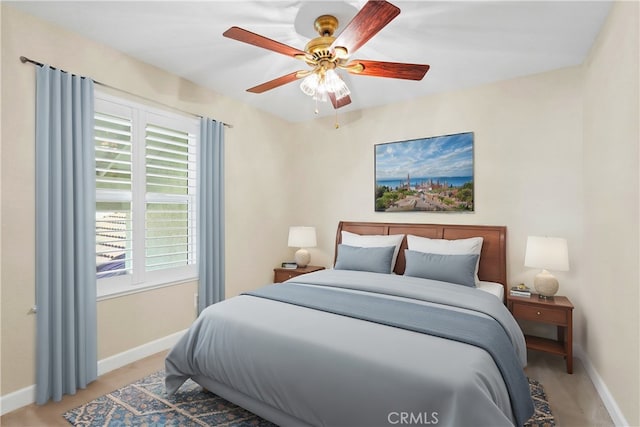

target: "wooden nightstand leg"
[566,321,573,374]
[557,325,573,373]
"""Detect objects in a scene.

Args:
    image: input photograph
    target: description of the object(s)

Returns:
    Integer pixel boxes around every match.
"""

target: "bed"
[165,221,534,426]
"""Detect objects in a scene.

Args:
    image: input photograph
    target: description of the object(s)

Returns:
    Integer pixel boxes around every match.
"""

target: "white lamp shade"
[288,226,317,248]
[524,236,569,271]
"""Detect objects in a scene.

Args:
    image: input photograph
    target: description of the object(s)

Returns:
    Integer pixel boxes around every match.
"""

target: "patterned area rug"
[526,378,556,427]
[63,371,554,426]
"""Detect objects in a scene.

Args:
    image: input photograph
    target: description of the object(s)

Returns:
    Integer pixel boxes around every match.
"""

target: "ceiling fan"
[222,0,430,110]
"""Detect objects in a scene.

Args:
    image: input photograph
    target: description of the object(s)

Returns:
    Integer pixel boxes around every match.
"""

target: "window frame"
[95,91,199,299]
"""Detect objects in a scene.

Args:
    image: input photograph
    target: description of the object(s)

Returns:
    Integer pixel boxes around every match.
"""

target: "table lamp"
[288,226,317,268]
[524,236,569,299]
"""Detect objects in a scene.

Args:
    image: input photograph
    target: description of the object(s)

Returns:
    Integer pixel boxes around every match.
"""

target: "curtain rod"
[20,55,233,129]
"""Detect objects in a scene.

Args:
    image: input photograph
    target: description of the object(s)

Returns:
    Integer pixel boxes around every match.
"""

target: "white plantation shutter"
[95,93,198,296]
[95,111,133,280]
[145,123,196,272]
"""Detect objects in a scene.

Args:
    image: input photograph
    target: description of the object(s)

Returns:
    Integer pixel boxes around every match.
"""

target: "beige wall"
[1,2,638,424]
[1,4,296,395]
[582,1,639,425]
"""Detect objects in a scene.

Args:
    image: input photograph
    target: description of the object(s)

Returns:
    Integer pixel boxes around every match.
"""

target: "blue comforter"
[245,281,534,426]
[166,269,532,426]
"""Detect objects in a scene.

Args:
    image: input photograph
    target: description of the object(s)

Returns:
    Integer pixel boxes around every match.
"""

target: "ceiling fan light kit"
[300,69,350,103]
[222,0,430,113]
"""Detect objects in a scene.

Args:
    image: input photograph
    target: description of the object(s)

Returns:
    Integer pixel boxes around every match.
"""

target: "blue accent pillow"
[334,244,396,274]
[404,250,479,288]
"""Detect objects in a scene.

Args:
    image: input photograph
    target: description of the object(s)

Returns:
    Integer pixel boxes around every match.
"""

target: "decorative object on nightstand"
[524,236,569,299]
[274,265,325,283]
[508,293,574,373]
[288,226,317,268]
[510,283,532,297]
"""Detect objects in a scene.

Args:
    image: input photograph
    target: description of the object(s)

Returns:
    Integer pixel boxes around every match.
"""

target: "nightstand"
[507,294,574,374]
[273,265,325,283]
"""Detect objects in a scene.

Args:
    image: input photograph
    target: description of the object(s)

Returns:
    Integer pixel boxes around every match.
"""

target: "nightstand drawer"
[512,303,567,324]
[275,270,297,282]
[273,265,325,283]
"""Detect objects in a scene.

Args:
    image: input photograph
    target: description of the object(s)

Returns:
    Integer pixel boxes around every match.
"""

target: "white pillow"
[406,234,483,285]
[341,231,404,271]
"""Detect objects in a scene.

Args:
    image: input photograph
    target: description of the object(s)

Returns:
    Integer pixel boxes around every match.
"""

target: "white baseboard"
[0,385,36,418]
[96,329,186,376]
[0,329,186,416]
[574,344,629,426]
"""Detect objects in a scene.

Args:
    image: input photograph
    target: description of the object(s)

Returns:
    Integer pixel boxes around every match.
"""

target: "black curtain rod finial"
[20,56,43,66]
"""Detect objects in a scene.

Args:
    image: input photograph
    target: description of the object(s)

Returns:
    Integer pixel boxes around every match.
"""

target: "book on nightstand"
[281,262,298,269]
[510,285,532,297]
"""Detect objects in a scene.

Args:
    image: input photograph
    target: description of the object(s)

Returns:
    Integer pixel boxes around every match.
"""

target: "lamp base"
[294,248,311,268]
[533,269,559,298]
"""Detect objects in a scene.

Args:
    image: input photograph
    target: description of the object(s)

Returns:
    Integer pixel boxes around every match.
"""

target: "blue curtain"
[197,118,225,313]
[35,65,97,404]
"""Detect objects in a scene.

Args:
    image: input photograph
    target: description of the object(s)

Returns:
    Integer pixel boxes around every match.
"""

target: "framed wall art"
[375,132,474,212]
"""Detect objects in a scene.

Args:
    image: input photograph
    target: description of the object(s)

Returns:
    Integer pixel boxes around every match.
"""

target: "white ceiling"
[10,1,612,122]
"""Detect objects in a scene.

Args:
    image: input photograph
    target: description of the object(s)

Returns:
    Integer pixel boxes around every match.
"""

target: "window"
[95,93,199,297]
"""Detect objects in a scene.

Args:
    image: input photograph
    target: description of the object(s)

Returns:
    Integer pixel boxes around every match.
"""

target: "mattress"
[478,280,505,300]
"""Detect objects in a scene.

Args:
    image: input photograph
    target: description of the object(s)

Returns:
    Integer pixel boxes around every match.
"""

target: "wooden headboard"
[335,221,507,297]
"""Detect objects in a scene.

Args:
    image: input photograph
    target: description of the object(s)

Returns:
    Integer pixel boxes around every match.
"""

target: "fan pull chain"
[335,110,340,129]
[314,97,319,115]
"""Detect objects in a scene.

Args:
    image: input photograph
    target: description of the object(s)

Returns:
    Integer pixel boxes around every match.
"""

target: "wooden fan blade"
[223,26,305,58]
[330,0,400,56]
[347,60,430,80]
[328,93,352,109]
[246,71,302,93]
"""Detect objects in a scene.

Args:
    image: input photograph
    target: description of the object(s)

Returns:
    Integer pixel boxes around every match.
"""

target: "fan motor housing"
[305,36,335,59]
[305,15,340,60]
